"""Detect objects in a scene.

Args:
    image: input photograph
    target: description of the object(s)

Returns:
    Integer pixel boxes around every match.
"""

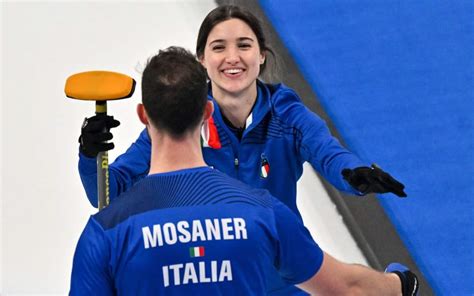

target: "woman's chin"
[222,80,256,96]
[211,79,256,98]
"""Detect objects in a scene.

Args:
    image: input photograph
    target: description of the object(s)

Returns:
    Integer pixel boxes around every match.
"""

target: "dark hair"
[141,46,208,137]
[196,5,275,76]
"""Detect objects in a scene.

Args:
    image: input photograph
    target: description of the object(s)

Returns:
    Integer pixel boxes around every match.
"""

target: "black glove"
[385,263,419,296]
[342,164,407,197]
[78,114,120,158]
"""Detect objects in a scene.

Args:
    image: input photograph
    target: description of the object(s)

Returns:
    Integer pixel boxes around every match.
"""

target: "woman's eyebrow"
[237,37,254,42]
[209,37,254,45]
[209,39,225,45]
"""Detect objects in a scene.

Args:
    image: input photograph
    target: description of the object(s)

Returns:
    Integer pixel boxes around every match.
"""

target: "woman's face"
[200,18,265,98]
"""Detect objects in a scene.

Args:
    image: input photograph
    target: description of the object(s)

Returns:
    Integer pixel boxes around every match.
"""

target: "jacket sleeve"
[70,217,115,295]
[272,87,367,195]
[272,197,324,284]
[78,128,151,207]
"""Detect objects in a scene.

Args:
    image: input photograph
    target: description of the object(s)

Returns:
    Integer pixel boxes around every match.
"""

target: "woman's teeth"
[224,69,243,74]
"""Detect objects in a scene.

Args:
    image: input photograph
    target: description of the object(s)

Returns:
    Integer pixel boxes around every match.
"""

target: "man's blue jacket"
[79,81,365,216]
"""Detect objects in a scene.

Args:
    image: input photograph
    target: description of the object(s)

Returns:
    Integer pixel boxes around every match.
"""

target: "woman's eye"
[212,45,225,51]
[238,43,251,49]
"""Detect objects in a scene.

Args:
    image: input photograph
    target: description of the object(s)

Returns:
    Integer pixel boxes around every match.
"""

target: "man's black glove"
[385,263,419,296]
[342,164,407,197]
[78,114,120,158]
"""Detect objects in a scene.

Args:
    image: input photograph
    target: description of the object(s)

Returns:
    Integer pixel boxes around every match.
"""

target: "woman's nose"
[224,47,240,64]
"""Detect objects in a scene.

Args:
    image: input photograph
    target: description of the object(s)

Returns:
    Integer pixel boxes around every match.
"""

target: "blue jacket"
[71,167,324,295]
[79,81,365,215]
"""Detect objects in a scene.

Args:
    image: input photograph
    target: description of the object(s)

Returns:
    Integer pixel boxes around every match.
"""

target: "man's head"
[139,46,209,138]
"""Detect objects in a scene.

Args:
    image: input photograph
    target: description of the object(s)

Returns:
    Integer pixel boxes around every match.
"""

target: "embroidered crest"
[260,153,270,178]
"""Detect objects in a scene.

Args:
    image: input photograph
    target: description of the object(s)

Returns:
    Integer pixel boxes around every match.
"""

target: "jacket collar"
[207,80,271,135]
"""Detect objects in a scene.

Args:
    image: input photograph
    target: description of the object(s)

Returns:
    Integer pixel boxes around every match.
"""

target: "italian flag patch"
[201,117,221,149]
[189,246,205,258]
[260,155,270,178]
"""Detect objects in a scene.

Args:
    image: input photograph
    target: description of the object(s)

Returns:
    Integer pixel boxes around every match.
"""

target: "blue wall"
[259,0,474,294]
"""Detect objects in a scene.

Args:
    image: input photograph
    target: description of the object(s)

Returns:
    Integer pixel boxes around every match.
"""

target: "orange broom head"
[65,71,135,101]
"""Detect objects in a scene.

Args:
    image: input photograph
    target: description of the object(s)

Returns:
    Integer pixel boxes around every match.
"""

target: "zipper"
[234,156,239,178]
[208,98,242,180]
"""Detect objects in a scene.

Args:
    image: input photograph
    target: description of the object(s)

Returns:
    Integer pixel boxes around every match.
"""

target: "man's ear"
[137,103,149,125]
[203,101,214,121]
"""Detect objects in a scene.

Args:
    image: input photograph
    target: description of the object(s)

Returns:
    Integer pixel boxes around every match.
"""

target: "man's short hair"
[142,46,208,137]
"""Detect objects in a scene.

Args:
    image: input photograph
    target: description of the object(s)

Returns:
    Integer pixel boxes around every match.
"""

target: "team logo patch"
[260,154,270,178]
[189,246,205,258]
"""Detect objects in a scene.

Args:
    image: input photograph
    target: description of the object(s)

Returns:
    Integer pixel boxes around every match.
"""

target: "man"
[70,47,418,295]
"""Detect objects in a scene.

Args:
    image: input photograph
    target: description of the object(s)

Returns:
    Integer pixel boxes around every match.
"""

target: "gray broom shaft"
[96,101,109,210]
[97,151,108,210]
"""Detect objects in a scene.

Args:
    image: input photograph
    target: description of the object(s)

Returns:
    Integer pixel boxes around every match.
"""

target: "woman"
[78,5,405,295]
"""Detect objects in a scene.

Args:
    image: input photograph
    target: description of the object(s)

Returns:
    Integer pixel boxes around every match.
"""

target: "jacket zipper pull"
[234,157,239,167]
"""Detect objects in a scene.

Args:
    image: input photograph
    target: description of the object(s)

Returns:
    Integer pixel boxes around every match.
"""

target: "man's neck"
[148,129,207,175]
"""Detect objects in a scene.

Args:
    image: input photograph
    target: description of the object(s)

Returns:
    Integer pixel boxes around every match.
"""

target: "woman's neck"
[212,81,258,128]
